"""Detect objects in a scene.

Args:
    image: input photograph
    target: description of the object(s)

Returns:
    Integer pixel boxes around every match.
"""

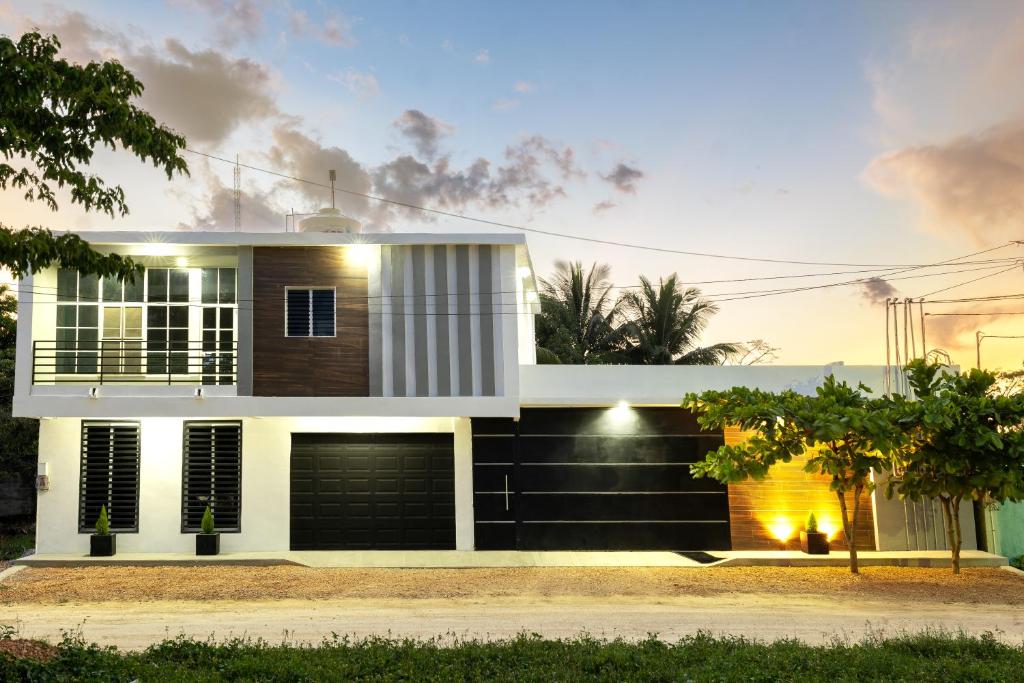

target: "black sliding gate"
[472,408,731,551]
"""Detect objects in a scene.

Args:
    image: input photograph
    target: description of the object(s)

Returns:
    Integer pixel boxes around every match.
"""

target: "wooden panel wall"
[252,247,369,397]
[725,427,875,551]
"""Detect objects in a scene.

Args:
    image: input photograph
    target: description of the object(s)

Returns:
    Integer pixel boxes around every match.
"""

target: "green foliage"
[0,31,188,218]
[95,506,110,536]
[806,511,818,533]
[0,227,143,281]
[889,360,1024,573]
[892,361,1024,505]
[4,632,1024,681]
[619,274,740,365]
[0,31,190,280]
[534,263,745,366]
[535,261,624,364]
[1011,555,1024,571]
[684,376,907,572]
[200,506,215,534]
[0,532,34,561]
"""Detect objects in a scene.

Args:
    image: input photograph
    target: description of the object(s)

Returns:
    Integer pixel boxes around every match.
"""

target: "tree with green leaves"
[535,261,624,364]
[0,30,189,279]
[684,376,906,573]
[889,360,1024,574]
[620,274,739,365]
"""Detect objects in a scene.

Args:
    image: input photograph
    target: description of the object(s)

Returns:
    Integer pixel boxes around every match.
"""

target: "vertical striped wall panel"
[369,245,511,397]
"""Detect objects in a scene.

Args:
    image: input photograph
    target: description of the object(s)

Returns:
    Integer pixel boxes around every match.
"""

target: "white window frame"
[284,287,337,338]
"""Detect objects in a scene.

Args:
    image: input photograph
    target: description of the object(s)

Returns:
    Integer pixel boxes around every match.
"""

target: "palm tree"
[619,274,739,365]
[535,261,624,364]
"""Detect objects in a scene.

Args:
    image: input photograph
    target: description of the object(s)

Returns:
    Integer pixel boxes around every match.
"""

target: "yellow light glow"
[608,400,633,423]
[525,291,538,303]
[174,256,189,268]
[769,518,794,542]
[347,244,373,266]
[817,519,839,541]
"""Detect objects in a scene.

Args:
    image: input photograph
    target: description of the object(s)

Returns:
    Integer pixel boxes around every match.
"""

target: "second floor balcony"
[31,339,237,387]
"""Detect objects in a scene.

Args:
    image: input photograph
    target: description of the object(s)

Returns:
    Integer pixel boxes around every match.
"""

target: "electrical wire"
[187,148,1020,269]
[916,263,1023,298]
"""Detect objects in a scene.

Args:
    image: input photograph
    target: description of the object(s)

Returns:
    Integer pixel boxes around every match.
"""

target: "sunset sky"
[2,1,1023,371]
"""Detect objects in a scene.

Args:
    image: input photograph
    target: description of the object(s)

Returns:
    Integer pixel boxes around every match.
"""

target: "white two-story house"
[13,210,980,557]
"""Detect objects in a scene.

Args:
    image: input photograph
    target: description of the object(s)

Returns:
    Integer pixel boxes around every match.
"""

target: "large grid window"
[78,422,141,533]
[182,422,242,532]
[56,270,99,374]
[145,268,190,375]
[200,268,237,385]
[285,288,335,337]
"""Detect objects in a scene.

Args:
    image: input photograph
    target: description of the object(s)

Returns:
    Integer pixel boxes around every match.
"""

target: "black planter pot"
[196,533,220,556]
[90,534,116,557]
[800,531,830,555]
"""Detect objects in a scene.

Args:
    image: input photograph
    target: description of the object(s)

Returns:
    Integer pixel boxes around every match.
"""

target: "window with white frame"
[285,288,336,337]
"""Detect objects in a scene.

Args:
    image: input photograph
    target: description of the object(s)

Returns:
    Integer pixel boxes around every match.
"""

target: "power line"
[11,260,1017,308]
[187,148,1022,269]
[925,312,1024,317]
[916,263,1023,298]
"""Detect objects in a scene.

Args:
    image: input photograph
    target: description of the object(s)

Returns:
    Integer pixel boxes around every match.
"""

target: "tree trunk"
[836,488,859,575]
[939,497,962,575]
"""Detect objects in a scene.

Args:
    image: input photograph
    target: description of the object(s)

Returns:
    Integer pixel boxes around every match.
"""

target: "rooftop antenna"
[329,169,337,209]
[233,154,241,231]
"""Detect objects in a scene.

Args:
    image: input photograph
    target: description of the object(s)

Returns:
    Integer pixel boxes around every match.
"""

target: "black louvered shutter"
[182,422,242,532]
[79,422,140,532]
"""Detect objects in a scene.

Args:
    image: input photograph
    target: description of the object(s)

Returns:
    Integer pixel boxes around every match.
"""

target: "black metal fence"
[32,339,237,386]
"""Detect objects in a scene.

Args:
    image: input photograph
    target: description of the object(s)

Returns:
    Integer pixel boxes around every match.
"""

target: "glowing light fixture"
[769,518,794,543]
[347,244,373,266]
[608,400,633,423]
[175,256,189,268]
[817,519,839,541]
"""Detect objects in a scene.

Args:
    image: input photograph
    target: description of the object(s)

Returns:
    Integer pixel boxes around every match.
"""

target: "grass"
[1,632,1023,682]
[0,532,33,562]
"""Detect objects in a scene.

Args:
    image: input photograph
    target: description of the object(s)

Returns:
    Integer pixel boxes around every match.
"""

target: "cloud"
[474,49,490,64]
[440,39,454,52]
[175,0,264,46]
[514,81,536,93]
[12,9,280,145]
[267,123,374,216]
[185,179,284,232]
[925,310,1008,351]
[492,98,520,111]
[859,277,898,305]
[864,120,1024,244]
[330,68,379,99]
[600,162,645,193]
[592,200,617,214]
[130,39,280,144]
[289,7,356,47]
[393,110,454,159]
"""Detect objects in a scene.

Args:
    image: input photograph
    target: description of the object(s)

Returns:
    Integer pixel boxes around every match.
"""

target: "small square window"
[285,288,335,337]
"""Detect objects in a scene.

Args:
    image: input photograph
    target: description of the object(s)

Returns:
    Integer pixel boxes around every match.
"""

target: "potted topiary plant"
[196,505,220,556]
[800,512,829,555]
[90,505,116,556]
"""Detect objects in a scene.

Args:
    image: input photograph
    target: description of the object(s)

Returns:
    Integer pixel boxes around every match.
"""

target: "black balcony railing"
[32,340,237,386]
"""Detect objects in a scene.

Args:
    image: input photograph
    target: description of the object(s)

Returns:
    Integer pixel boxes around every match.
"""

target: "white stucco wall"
[36,416,474,554]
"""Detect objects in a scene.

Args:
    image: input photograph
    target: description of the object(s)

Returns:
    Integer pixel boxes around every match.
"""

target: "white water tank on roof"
[298,206,362,233]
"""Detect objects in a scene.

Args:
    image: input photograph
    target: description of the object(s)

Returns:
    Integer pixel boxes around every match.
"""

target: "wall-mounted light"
[608,399,633,424]
[36,462,50,492]
[175,256,189,268]
[88,387,98,399]
[769,518,794,547]
[194,387,204,399]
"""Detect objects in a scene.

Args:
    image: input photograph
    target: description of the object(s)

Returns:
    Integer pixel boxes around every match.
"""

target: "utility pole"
[976,330,984,370]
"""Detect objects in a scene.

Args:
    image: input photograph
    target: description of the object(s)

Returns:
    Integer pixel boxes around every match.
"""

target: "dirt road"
[4,566,1023,649]
[5,594,1023,649]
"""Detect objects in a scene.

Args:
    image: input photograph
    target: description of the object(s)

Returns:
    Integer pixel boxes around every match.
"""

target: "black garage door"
[290,433,455,550]
[472,408,730,551]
